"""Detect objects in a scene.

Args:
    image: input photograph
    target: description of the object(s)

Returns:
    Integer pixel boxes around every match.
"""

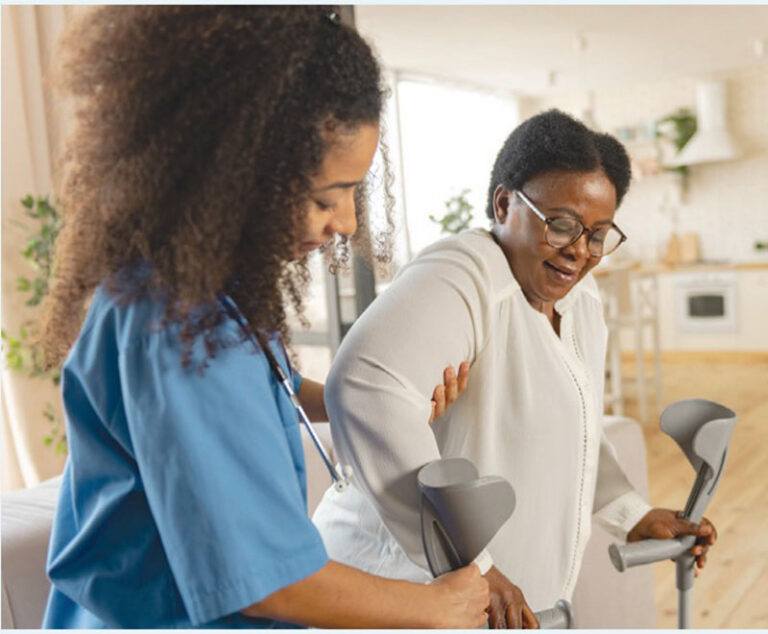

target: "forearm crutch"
[608,398,737,629]
[418,458,574,629]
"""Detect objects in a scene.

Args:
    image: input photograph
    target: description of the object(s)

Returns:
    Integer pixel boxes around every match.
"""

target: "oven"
[674,271,738,333]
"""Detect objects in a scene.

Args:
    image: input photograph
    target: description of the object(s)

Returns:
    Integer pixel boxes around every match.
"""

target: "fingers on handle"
[486,602,502,629]
[506,604,522,629]
[702,517,718,543]
[677,518,703,536]
[522,602,540,629]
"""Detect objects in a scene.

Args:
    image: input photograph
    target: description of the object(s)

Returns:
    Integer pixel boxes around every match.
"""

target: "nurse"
[40,6,488,629]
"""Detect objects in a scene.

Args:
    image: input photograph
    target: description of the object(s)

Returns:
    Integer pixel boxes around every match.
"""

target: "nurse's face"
[491,169,617,310]
[293,122,380,259]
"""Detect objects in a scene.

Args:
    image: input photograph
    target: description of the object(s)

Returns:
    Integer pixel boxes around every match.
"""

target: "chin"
[540,262,590,299]
[537,277,578,303]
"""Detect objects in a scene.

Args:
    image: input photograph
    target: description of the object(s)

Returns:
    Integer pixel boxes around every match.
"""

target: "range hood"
[666,81,740,167]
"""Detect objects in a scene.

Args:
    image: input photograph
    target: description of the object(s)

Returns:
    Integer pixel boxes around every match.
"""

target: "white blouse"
[313,229,651,610]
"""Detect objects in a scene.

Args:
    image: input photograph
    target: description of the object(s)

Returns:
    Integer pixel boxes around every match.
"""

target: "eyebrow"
[313,180,362,193]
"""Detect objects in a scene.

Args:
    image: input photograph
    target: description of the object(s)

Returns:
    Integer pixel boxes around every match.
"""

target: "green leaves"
[17,196,60,307]
[1,329,24,371]
[656,108,698,180]
[2,194,66,454]
[656,109,698,152]
[429,189,475,235]
[42,403,67,455]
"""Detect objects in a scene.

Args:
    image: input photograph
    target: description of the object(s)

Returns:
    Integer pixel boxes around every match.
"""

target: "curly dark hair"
[485,109,632,219]
[43,5,395,367]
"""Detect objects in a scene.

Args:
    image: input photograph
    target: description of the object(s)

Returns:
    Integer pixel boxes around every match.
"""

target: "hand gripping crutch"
[608,398,737,629]
[418,458,574,629]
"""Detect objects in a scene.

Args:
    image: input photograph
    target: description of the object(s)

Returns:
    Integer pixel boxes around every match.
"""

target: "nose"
[562,231,591,262]
[329,193,358,237]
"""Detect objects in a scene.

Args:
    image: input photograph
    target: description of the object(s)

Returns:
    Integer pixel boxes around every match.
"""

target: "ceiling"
[355,5,768,96]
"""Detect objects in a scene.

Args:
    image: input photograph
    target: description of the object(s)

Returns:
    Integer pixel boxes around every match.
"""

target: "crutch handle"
[535,600,573,629]
[609,535,696,572]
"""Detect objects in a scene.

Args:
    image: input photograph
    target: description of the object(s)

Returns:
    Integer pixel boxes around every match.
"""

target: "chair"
[597,264,663,423]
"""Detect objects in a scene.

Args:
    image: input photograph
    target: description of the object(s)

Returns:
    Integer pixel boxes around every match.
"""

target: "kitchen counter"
[593,260,768,352]
[593,260,768,278]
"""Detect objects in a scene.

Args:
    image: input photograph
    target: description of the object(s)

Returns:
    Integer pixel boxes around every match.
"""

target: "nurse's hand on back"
[40,6,489,629]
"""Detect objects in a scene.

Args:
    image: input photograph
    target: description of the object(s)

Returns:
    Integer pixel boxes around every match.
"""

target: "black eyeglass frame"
[514,189,627,258]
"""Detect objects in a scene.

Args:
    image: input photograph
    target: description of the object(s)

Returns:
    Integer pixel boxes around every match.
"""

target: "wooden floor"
[618,352,768,629]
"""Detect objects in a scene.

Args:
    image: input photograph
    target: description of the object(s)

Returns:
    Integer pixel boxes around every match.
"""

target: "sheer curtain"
[2,6,74,490]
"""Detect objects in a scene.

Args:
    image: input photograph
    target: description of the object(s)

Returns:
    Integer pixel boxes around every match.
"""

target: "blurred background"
[3,5,767,628]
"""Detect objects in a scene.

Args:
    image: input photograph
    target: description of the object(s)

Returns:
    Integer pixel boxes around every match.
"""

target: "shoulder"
[400,229,519,300]
[80,284,167,349]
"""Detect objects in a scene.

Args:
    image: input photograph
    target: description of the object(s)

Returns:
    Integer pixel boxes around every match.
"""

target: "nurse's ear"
[493,185,511,225]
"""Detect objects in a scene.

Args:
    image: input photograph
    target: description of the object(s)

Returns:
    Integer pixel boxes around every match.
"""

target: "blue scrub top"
[42,285,329,628]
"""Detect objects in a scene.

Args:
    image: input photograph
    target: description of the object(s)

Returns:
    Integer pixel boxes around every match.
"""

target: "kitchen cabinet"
[656,266,768,351]
[598,262,768,353]
[595,262,767,421]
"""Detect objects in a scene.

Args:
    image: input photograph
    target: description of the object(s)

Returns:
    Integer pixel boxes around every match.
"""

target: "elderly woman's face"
[492,169,617,309]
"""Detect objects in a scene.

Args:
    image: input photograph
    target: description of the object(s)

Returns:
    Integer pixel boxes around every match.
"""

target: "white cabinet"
[656,268,768,351]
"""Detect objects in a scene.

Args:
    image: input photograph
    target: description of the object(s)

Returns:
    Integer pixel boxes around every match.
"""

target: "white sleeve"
[592,431,653,539]
[325,251,489,568]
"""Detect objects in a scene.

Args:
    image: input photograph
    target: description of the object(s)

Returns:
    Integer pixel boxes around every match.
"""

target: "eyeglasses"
[514,190,627,258]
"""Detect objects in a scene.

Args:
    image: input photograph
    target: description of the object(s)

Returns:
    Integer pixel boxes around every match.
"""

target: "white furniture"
[1,477,60,629]
[1,418,654,629]
[656,266,768,351]
[597,264,663,423]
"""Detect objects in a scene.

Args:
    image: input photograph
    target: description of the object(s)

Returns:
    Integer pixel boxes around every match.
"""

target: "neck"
[524,292,555,319]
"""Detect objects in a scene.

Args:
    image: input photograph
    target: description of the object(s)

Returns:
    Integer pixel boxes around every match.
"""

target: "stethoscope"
[218,294,351,491]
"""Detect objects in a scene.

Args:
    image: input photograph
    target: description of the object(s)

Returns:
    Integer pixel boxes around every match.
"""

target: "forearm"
[242,560,437,628]
[297,378,327,422]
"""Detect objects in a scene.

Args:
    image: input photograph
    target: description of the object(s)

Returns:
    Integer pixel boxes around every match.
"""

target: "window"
[290,74,520,379]
[393,76,520,259]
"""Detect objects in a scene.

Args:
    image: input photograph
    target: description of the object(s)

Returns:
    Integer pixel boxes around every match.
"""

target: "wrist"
[627,508,656,542]
[421,581,450,628]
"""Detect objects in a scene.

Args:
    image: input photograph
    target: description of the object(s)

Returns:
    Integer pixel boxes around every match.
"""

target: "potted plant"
[2,195,66,454]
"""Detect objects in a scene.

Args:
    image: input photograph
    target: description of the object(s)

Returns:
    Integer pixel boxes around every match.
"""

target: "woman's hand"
[484,566,539,629]
[430,563,491,628]
[429,362,470,425]
[627,508,718,577]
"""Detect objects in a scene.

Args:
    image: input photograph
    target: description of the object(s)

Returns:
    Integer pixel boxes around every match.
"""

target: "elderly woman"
[313,110,717,628]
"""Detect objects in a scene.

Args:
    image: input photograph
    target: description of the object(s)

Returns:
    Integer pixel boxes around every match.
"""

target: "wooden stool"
[596,264,663,423]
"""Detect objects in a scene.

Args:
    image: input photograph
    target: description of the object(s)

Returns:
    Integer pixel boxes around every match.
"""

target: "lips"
[543,260,580,285]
